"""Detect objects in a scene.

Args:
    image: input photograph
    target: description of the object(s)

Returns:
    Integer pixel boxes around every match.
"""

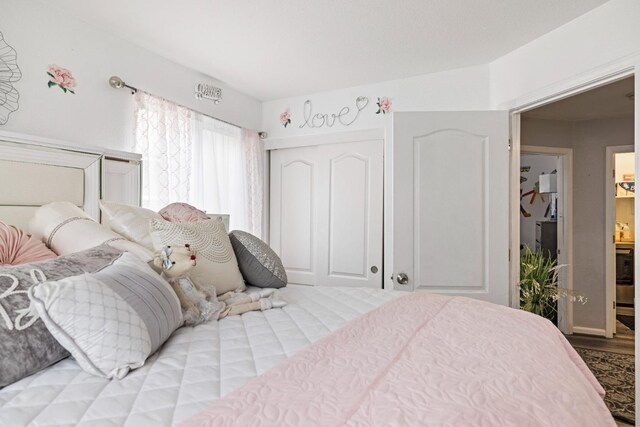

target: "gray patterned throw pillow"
[229,230,287,289]
[29,252,182,380]
[0,245,123,388]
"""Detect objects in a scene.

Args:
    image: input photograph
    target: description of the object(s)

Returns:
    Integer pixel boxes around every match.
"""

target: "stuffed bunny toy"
[154,245,286,326]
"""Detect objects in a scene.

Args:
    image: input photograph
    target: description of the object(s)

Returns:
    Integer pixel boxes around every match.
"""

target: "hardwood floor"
[565,321,634,355]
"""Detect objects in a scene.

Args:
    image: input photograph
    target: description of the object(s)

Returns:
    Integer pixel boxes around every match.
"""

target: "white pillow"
[150,217,245,295]
[28,252,183,380]
[100,200,162,250]
[28,201,153,261]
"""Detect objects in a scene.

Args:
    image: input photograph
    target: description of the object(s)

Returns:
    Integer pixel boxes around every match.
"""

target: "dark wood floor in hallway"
[566,320,634,355]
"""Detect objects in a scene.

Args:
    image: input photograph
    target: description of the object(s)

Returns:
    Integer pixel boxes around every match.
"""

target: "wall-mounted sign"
[299,96,368,129]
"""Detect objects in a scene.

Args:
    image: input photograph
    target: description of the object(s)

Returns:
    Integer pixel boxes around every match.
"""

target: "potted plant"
[519,248,586,323]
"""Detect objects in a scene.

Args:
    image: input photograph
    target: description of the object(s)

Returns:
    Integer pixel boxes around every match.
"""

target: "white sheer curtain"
[134,92,193,210]
[134,92,265,237]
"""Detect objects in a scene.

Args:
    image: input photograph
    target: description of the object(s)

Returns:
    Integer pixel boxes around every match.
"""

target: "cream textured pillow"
[28,252,182,380]
[100,200,162,250]
[150,218,245,295]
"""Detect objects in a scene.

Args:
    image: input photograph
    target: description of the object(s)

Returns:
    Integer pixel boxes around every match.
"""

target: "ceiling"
[524,77,635,122]
[47,0,609,101]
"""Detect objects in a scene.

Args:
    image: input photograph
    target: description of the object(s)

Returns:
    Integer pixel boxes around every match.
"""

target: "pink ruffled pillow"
[159,203,209,223]
[0,221,57,265]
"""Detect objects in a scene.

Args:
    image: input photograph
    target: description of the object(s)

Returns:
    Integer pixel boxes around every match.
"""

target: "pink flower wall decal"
[280,109,291,127]
[47,64,76,94]
[376,97,392,114]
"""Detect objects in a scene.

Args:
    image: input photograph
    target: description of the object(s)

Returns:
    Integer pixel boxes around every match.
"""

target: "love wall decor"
[298,96,369,129]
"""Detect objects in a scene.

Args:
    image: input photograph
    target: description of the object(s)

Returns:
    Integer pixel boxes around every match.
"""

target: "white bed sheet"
[0,286,400,427]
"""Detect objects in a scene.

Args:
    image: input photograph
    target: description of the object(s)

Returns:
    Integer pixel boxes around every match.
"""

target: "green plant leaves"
[519,248,562,320]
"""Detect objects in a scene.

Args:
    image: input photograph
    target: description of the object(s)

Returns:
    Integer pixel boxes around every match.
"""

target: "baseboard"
[572,326,607,337]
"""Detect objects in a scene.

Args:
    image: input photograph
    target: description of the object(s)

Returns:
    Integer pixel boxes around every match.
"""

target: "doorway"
[514,76,635,336]
[607,148,636,339]
[519,147,572,333]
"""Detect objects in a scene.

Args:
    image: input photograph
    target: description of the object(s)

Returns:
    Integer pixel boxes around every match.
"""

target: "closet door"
[270,140,383,288]
[270,146,318,286]
[316,141,383,288]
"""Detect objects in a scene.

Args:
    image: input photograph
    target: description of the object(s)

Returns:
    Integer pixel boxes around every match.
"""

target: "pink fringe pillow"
[0,221,57,265]
[159,203,209,223]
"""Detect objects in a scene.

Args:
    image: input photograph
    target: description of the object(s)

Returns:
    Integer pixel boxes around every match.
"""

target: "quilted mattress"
[0,286,400,427]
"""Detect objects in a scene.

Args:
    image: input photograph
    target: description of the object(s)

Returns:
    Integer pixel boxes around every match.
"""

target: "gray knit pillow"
[229,231,287,289]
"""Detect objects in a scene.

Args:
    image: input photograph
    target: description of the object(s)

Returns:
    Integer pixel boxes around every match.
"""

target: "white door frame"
[520,146,573,335]
[605,145,635,338]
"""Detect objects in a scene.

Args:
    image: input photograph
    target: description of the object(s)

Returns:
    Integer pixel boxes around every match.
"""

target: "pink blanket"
[183,293,615,427]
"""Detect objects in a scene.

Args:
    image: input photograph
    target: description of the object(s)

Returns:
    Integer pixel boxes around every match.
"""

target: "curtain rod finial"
[258,131,268,139]
[109,76,125,89]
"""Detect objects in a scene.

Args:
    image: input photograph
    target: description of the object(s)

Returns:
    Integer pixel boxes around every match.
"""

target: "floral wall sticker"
[376,96,392,114]
[47,64,76,94]
[0,32,22,125]
[280,109,291,127]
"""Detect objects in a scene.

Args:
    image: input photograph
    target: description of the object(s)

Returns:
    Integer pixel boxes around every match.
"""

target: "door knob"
[395,273,409,285]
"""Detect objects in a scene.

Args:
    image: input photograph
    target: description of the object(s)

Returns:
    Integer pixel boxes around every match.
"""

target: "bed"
[0,133,616,426]
[0,286,399,426]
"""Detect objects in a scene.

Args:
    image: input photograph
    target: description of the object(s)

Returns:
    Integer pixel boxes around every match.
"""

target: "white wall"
[520,154,559,252]
[261,65,490,139]
[261,0,640,140]
[490,0,640,108]
[0,0,261,152]
[572,117,635,329]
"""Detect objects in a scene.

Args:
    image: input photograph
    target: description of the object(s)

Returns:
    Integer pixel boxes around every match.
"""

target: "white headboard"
[0,131,141,229]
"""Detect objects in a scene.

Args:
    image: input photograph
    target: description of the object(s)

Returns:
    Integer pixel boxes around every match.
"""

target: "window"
[134,92,264,236]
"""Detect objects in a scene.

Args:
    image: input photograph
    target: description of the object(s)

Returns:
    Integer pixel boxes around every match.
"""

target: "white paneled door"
[392,112,510,305]
[270,140,383,288]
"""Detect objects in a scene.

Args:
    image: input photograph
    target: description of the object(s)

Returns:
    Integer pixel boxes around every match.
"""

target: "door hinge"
[613,168,616,178]
[613,235,616,244]
[613,301,616,310]
[508,139,512,150]
[508,249,511,261]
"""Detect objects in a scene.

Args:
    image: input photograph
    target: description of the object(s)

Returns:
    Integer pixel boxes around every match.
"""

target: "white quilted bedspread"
[0,286,400,427]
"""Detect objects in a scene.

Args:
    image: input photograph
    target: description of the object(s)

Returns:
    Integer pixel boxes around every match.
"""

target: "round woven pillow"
[0,220,56,265]
[159,202,209,223]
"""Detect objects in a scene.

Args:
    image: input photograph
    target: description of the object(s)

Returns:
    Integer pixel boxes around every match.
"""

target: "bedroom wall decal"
[0,32,22,125]
[280,109,291,127]
[376,96,392,114]
[47,64,76,94]
[298,96,368,129]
